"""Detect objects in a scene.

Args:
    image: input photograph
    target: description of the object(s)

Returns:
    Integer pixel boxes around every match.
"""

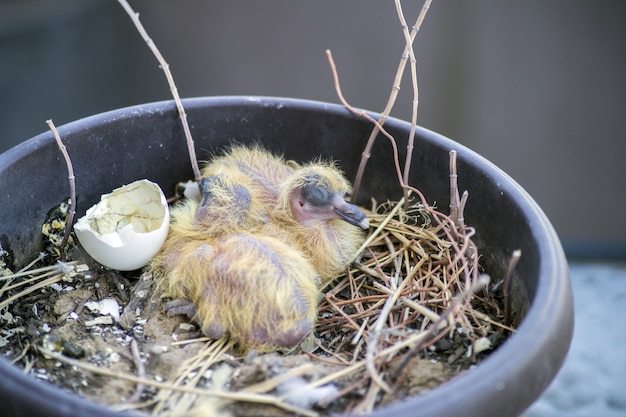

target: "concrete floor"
[523,262,626,417]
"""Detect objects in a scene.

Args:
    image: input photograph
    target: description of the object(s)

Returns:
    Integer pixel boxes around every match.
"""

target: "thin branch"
[395,0,421,189]
[326,49,406,193]
[351,0,433,201]
[127,339,146,404]
[46,120,76,258]
[449,150,463,228]
[365,272,412,393]
[116,0,201,181]
[504,249,522,326]
[39,348,318,417]
[458,190,468,229]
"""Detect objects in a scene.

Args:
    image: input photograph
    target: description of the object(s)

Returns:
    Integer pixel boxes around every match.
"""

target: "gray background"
[1,0,625,257]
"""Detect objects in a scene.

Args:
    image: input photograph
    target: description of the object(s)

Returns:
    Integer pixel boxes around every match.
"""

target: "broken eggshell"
[74,179,169,271]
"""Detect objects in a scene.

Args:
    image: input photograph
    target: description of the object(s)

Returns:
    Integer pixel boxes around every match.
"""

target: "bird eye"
[301,183,331,207]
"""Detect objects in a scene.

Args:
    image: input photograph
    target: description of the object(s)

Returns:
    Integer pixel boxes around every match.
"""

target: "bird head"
[281,163,369,230]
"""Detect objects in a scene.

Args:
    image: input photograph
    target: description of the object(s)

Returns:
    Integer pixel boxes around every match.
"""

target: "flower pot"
[0,96,573,417]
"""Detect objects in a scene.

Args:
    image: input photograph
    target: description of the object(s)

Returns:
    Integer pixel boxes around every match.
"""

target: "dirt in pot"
[0,191,514,417]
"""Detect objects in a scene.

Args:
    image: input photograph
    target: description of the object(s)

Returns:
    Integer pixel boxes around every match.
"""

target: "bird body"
[152,145,368,352]
[201,145,295,209]
[158,231,319,351]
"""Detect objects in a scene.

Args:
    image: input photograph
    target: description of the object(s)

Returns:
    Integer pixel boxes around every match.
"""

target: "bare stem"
[127,339,146,404]
[458,190,468,229]
[351,0,432,201]
[395,0,421,189]
[448,150,469,231]
[326,49,406,193]
[449,150,460,226]
[46,119,76,258]
[39,348,317,417]
[504,249,522,326]
[116,0,201,181]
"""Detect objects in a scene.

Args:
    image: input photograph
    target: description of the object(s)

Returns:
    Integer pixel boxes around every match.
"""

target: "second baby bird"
[152,145,368,352]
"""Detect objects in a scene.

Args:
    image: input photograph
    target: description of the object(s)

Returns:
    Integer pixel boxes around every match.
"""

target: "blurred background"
[2,0,624,258]
[1,2,625,416]
[1,1,624,255]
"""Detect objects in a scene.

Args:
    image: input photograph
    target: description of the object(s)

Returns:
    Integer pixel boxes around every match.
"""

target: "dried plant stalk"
[0,261,83,309]
[39,347,317,417]
[504,249,522,326]
[351,0,433,201]
[46,119,76,257]
[303,195,498,412]
[117,0,201,181]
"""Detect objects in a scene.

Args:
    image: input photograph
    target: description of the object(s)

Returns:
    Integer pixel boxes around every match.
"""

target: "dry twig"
[116,0,201,181]
[504,249,522,326]
[127,339,146,404]
[350,0,433,201]
[39,347,317,417]
[46,119,76,257]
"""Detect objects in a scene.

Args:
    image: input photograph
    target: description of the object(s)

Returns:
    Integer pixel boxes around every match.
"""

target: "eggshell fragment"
[74,179,170,271]
[85,298,121,321]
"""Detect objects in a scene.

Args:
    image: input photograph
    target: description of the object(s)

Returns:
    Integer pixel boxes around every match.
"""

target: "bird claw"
[164,299,226,339]
[164,299,197,319]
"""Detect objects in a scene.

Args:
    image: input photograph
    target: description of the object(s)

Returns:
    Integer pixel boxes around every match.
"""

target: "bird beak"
[332,196,369,230]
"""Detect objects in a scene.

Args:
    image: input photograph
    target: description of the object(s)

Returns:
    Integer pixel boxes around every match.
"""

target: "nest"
[0,188,513,417]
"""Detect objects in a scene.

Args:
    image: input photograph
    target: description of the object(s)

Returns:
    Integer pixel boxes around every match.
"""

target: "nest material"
[0,194,512,417]
[124,194,512,416]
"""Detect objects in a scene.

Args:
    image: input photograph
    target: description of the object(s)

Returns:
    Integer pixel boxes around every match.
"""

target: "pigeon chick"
[158,231,319,352]
[151,145,368,351]
[197,145,369,280]
[272,161,369,282]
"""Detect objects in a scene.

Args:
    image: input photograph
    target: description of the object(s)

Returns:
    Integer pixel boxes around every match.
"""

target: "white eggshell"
[74,179,170,271]
[178,179,200,200]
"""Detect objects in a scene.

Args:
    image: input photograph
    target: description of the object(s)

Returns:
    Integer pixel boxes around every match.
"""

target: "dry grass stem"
[152,337,235,415]
[127,339,147,404]
[504,249,522,326]
[46,119,76,257]
[0,261,81,310]
[38,348,317,417]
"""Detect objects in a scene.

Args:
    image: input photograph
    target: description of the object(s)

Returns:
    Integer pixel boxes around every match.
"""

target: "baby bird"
[152,145,368,352]
[160,232,320,351]
[272,162,369,281]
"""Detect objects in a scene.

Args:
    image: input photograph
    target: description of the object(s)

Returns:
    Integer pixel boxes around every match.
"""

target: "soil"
[0,202,510,417]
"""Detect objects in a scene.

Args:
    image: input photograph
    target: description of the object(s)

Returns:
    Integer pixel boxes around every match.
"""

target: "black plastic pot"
[0,96,573,417]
